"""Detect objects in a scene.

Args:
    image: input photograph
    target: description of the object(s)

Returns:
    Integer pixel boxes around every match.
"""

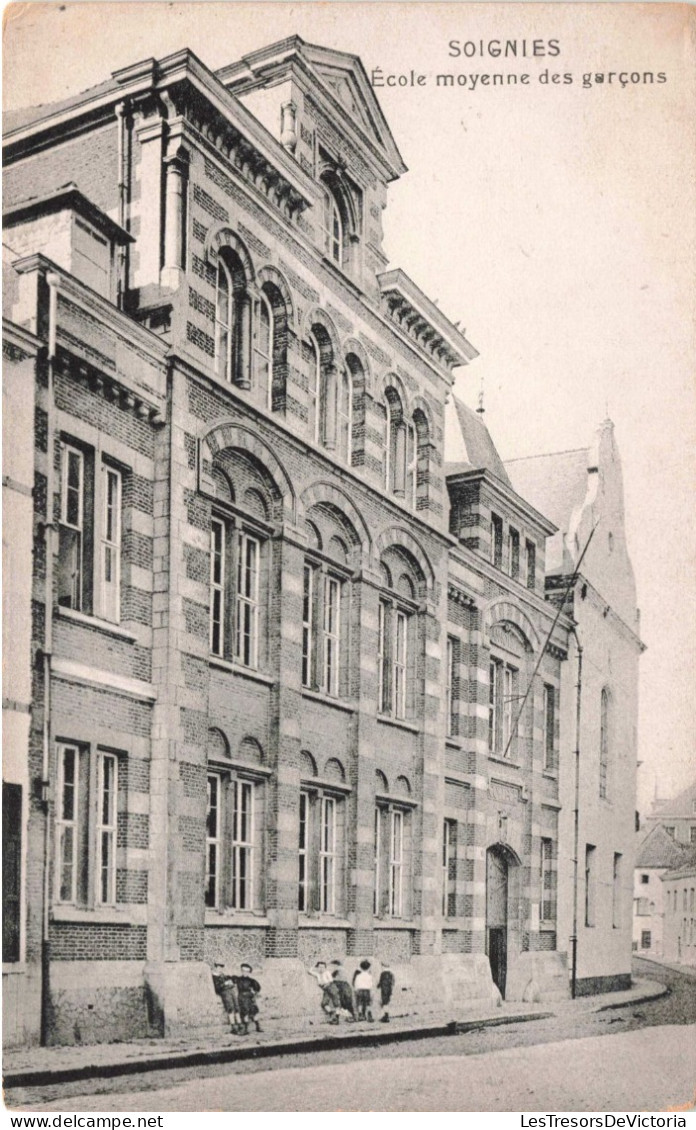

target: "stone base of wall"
[46,961,150,1047]
[144,960,223,1037]
[505,950,570,1003]
[573,972,631,997]
[2,966,42,1048]
[41,951,502,1046]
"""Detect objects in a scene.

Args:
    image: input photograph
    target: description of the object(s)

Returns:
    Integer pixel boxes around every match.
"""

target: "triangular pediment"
[217,37,407,182]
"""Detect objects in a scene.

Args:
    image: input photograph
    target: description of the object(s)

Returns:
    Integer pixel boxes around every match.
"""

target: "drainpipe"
[40,272,59,1044]
[569,624,583,999]
[115,101,128,308]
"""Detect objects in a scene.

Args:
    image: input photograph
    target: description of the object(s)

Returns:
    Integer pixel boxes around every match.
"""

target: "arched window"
[337,366,352,463]
[600,688,610,798]
[307,333,321,443]
[385,386,409,499]
[345,353,367,467]
[253,291,272,406]
[323,186,343,267]
[215,250,251,386]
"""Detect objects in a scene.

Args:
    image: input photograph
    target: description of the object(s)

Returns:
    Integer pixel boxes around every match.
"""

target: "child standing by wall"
[352,959,374,1021]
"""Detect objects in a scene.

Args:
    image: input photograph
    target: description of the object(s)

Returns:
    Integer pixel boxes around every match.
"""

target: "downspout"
[115,100,128,308]
[40,272,60,1044]
[569,623,583,999]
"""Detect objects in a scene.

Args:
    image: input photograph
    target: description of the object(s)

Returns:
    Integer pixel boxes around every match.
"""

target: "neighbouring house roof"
[444,397,511,487]
[647,781,696,821]
[661,847,696,882]
[635,824,692,870]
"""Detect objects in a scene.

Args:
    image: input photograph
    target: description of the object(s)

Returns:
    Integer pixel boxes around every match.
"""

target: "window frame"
[488,657,519,759]
[525,539,537,591]
[253,290,274,409]
[100,464,122,624]
[209,509,268,672]
[374,802,412,920]
[491,514,504,568]
[599,687,610,799]
[205,767,263,914]
[54,743,122,910]
[508,527,520,579]
[58,444,85,612]
[442,818,457,918]
[301,555,349,698]
[543,683,556,773]
[298,785,346,917]
[378,594,416,722]
[540,836,556,924]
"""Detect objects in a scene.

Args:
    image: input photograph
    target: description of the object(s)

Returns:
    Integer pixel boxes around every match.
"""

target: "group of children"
[211,956,396,1034]
[307,958,395,1024]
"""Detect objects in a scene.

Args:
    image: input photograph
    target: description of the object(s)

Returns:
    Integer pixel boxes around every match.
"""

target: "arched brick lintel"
[198,420,297,524]
[483,599,540,653]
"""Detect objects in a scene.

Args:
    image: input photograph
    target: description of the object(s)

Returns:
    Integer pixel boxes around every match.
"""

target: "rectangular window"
[446,637,458,737]
[640,873,649,884]
[206,773,221,909]
[543,684,556,772]
[636,897,650,915]
[389,809,404,917]
[58,445,85,611]
[210,520,225,658]
[585,844,596,927]
[612,852,622,929]
[322,576,341,697]
[378,600,389,713]
[298,789,344,916]
[526,540,536,591]
[302,565,314,689]
[394,610,408,719]
[665,826,675,839]
[100,465,122,624]
[235,533,259,668]
[491,514,503,568]
[374,805,411,920]
[320,796,336,914]
[690,827,696,845]
[55,744,121,908]
[206,773,262,912]
[442,819,457,918]
[96,752,118,906]
[489,658,518,758]
[298,790,308,913]
[641,930,651,949]
[2,783,22,962]
[231,779,254,910]
[509,528,520,579]
[540,837,556,923]
[59,443,124,621]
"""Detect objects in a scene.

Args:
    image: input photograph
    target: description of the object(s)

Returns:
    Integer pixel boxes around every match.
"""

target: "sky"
[4,1,695,814]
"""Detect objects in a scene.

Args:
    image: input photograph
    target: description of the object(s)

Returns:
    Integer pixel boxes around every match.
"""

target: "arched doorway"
[486,844,518,997]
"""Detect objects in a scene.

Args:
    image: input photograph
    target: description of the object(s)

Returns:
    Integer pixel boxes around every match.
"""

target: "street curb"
[592,983,669,1012]
[3,1012,552,1090]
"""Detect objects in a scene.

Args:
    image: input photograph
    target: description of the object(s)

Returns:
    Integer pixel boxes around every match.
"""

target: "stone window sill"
[373,919,416,930]
[377,715,419,735]
[51,904,146,925]
[209,656,275,687]
[56,606,138,643]
[488,754,521,771]
[301,688,354,714]
[298,917,352,929]
[205,911,270,927]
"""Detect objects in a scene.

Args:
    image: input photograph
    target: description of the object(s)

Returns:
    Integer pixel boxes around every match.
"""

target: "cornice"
[446,466,558,538]
[378,268,477,373]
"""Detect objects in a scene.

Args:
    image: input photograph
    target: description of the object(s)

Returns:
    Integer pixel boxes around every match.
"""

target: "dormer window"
[317,162,361,276]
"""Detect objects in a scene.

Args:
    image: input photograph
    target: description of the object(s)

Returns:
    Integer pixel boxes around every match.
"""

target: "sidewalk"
[2,977,667,1090]
[633,953,696,979]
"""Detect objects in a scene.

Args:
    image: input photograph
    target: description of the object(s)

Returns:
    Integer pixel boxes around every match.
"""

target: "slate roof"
[504,447,588,534]
[635,824,692,870]
[444,397,511,487]
[3,78,118,135]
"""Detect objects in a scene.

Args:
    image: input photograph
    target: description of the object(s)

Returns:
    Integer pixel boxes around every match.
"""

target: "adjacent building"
[662,852,696,966]
[2,36,643,1047]
[641,782,696,850]
[633,824,690,958]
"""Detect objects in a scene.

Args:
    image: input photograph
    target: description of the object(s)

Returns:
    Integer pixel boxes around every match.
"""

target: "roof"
[4,184,133,245]
[445,397,511,487]
[3,78,118,136]
[505,448,589,534]
[647,780,696,821]
[636,825,692,870]
[661,846,696,881]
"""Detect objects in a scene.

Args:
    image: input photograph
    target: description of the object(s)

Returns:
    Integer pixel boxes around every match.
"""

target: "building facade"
[2,37,642,1047]
[662,855,696,966]
[642,782,696,850]
[632,824,691,958]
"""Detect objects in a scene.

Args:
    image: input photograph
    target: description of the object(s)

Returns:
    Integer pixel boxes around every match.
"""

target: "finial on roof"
[476,372,485,416]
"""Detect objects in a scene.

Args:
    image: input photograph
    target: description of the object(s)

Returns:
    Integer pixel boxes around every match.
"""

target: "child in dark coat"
[211,961,240,1033]
[232,962,262,1034]
[377,963,395,1022]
